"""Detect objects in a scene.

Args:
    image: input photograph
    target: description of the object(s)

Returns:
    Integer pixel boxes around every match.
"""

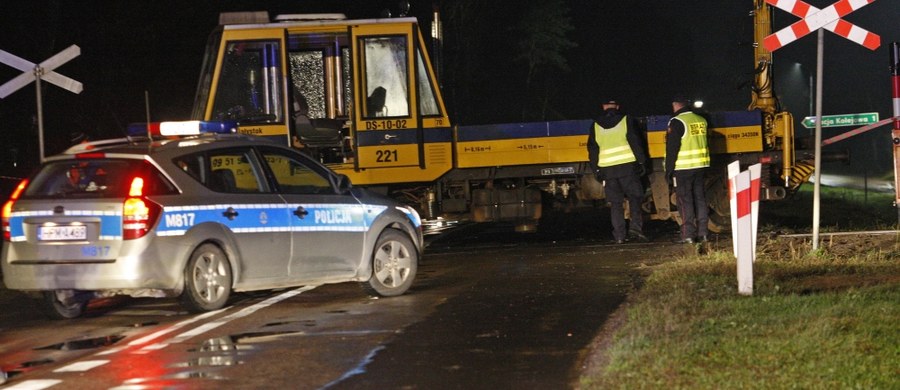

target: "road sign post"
[0,45,83,162]
[765,0,882,251]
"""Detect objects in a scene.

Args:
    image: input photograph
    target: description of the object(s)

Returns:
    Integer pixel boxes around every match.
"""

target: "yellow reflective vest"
[593,116,637,168]
[671,112,710,170]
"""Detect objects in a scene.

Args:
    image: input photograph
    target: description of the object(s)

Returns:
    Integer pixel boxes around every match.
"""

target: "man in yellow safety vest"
[665,94,711,244]
[587,98,649,244]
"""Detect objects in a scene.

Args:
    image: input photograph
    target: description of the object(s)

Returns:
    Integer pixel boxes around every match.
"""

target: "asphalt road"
[0,209,678,389]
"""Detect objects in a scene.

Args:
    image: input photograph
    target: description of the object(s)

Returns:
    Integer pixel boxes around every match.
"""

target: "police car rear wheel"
[365,229,417,297]
[42,290,89,320]
[181,244,232,312]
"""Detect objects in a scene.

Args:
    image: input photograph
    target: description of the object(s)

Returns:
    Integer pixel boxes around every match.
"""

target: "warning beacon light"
[126,121,238,137]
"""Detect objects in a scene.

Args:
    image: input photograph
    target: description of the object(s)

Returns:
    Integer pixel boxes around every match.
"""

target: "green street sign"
[802,112,880,129]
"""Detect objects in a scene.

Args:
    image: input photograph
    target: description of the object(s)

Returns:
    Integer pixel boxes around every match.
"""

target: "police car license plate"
[38,225,87,241]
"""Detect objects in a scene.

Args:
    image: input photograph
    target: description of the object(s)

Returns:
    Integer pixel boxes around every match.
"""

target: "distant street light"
[693,100,704,109]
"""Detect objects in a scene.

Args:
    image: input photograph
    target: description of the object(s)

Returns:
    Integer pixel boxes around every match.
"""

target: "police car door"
[257,146,364,279]
[181,147,293,283]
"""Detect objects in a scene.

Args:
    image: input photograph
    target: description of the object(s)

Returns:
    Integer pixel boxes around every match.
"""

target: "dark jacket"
[586,109,647,180]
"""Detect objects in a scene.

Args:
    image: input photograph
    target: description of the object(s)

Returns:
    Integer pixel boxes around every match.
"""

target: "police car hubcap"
[196,254,225,301]
[374,241,409,287]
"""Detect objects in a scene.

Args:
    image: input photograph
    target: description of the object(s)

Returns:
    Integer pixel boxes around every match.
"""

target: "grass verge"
[579,229,900,388]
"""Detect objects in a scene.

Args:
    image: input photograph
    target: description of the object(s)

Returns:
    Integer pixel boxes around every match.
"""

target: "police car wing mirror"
[335,174,352,194]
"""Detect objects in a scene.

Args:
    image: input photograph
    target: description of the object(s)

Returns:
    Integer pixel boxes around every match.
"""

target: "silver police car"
[1,121,423,319]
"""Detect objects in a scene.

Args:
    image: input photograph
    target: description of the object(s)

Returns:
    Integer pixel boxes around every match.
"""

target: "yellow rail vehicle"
[193,7,818,232]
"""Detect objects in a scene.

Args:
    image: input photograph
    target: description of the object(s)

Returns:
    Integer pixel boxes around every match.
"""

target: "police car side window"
[259,148,332,195]
[179,148,265,193]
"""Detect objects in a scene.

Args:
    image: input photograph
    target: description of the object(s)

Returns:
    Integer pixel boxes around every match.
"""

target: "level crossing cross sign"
[0,45,83,98]
[0,45,83,162]
[764,0,880,51]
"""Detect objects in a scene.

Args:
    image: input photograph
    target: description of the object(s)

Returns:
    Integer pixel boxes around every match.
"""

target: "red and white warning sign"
[764,0,880,51]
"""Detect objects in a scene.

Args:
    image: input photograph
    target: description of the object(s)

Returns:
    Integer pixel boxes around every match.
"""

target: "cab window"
[211,40,284,124]
[360,36,409,118]
[416,50,439,116]
[259,148,333,195]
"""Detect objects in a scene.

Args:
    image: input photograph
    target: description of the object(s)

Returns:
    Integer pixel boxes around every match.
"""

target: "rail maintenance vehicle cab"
[192,12,453,188]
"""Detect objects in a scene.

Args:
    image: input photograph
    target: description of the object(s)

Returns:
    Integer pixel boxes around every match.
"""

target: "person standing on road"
[587,98,649,244]
[665,94,710,244]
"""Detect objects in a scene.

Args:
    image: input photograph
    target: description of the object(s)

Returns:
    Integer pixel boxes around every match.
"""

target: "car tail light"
[122,177,161,240]
[2,179,29,241]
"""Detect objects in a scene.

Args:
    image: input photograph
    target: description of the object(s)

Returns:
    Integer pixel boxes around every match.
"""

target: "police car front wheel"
[364,229,418,297]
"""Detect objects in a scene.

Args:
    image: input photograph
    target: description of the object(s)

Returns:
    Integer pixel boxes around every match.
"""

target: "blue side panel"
[156,203,389,236]
[355,127,453,147]
[457,122,549,142]
[646,110,763,132]
[423,127,453,143]
[457,120,592,142]
[7,211,123,242]
[548,120,593,137]
[357,129,419,146]
[709,110,763,128]
[646,115,671,132]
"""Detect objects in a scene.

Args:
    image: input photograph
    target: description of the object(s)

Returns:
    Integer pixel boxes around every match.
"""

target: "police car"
[1,121,423,319]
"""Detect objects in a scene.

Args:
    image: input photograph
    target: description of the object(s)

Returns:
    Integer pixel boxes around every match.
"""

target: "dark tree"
[513,0,576,121]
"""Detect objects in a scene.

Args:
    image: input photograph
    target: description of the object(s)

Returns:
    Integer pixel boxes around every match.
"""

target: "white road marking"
[125,308,226,347]
[1,380,62,390]
[137,286,317,352]
[53,360,109,372]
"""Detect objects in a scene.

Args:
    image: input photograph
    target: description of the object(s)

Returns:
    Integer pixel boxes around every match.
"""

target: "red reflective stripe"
[764,35,783,51]
[750,178,760,203]
[834,0,852,16]
[793,1,811,16]
[862,33,880,51]
[833,19,852,36]
[791,21,810,38]
[737,188,752,218]
[76,152,105,159]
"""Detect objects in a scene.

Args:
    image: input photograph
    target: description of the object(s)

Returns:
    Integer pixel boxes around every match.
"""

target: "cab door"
[204,28,290,145]
[351,23,422,170]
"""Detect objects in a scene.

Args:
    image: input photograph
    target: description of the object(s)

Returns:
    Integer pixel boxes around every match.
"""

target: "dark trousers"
[674,168,709,240]
[605,174,644,241]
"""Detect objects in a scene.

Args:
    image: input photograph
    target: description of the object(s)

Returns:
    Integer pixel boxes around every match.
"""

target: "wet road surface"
[0,209,678,389]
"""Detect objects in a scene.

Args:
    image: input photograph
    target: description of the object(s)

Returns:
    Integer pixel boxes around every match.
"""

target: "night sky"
[1,0,898,174]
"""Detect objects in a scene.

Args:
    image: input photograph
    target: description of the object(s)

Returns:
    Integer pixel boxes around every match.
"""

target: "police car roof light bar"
[126,121,238,138]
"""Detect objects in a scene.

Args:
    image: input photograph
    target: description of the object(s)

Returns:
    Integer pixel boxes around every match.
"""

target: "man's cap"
[671,94,691,104]
[601,99,619,106]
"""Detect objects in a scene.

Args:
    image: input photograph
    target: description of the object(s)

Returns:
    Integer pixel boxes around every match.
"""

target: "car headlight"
[395,205,422,228]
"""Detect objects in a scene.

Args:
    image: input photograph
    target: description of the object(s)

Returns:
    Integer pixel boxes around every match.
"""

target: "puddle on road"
[263,319,317,327]
[168,370,226,380]
[35,334,125,351]
[130,321,160,328]
[172,354,240,368]
[188,337,254,353]
[2,358,55,380]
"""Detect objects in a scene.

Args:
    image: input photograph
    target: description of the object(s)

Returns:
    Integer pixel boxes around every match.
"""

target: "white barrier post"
[748,163,761,262]
[727,161,741,257]
[735,170,754,295]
